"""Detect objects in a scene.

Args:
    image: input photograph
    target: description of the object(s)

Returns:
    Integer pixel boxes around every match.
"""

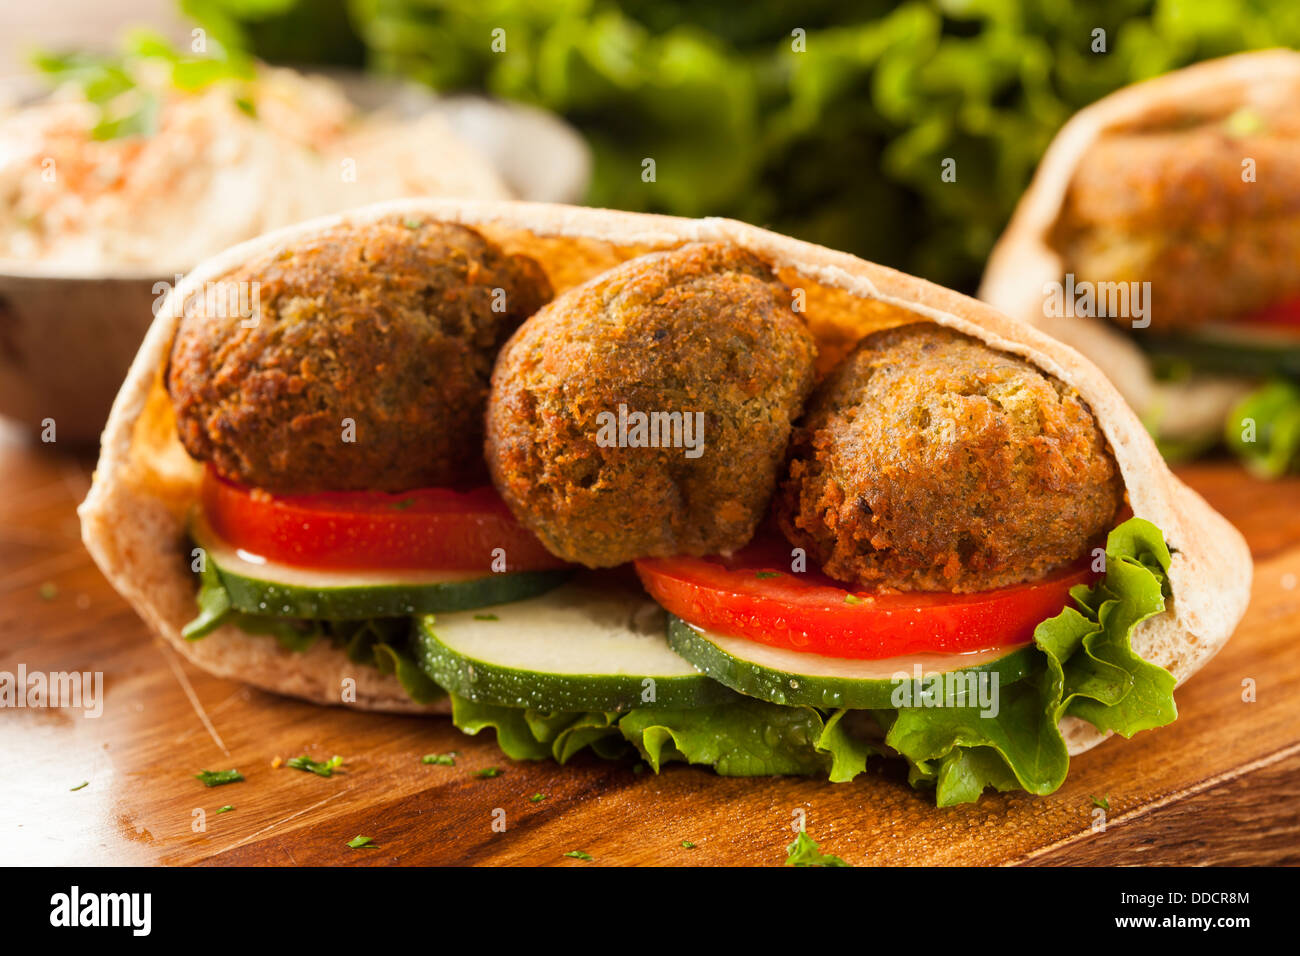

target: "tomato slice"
[1239,298,1300,330]
[200,467,568,573]
[634,536,1097,660]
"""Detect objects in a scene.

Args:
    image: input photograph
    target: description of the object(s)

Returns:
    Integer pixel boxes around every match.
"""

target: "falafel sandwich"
[82,199,1250,805]
[982,50,1300,477]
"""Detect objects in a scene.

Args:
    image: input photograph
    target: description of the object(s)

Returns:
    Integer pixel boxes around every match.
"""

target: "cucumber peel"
[415,580,736,712]
[216,565,571,620]
[1143,332,1300,380]
[667,615,1037,710]
[191,517,570,620]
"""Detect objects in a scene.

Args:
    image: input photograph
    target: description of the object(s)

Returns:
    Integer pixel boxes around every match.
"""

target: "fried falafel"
[1051,104,1300,329]
[777,323,1123,593]
[486,242,817,567]
[168,218,552,493]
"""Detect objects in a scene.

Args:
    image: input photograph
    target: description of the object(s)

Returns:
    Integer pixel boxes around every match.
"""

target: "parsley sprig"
[194,768,244,787]
[285,755,344,778]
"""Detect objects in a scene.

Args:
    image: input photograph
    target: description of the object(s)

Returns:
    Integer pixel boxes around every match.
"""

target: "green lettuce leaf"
[526,710,630,762]
[195,0,1300,292]
[785,831,851,867]
[451,696,556,761]
[182,569,444,705]
[448,694,878,779]
[875,670,1071,806]
[619,699,877,779]
[371,639,445,706]
[182,560,232,640]
[220,614,323,653]
[1226,379,1300,478]
[931,747,1022,806]
[879,517,1176,805]
[1055,520,1176,735]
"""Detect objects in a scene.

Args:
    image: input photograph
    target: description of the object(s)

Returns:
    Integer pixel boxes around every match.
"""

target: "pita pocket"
[81,199,1251,765]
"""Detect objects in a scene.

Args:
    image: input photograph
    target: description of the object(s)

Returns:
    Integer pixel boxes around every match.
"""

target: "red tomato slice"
[635,536,1097,660]
[201,467,568,573]
[1239,298,1300,329]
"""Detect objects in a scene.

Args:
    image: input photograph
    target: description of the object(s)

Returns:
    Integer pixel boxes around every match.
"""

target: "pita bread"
[80,198,1252,756]
[980,50,1300,436]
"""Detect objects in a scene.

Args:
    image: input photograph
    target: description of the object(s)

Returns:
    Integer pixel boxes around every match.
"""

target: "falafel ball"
[486,242,817,567]
[168,218,552,493]
[776,323,1123,593]
[1052,104,1300,329]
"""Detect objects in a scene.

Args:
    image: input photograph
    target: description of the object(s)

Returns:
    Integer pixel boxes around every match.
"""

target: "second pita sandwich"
[981,50,1300,477]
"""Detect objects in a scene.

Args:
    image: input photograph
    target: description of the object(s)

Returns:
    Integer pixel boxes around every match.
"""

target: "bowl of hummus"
[0,46,590,444]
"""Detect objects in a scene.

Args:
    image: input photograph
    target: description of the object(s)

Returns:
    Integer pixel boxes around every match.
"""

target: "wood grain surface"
[2,425,1297,867]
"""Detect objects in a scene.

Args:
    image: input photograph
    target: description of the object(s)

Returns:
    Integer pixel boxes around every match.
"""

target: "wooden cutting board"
[2,427,1297,867]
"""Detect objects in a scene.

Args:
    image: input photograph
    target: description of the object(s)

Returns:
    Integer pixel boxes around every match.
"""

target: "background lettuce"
[180,0,1300,292]
[1226,379,1300,478]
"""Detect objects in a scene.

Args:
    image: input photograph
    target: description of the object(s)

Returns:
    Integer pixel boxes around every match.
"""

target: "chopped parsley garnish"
[216,805,234,814]
[285,755,343,777]
[69,781,88,792]
[473,613,500,621]
[529,793,547,803]
[564,850,593,861]
[681,841,696,849]
[422,752,457,766]
[475,767,503,779]
[1090,794,1111,811]
[844,594,867,606]
[403,218,423,230]
[347,835,378,849]
[754,571,782,579]
[194,768,244,787]
[391,498,415,510]
[784,831,851,867]
[31,31,257,141]
[39,582,58,600]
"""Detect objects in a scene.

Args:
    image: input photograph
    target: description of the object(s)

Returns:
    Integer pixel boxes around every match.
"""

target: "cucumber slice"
[192,517,570,620]
[1143,330,1300,380]
[414,576,735,712]
[668,615,1038,709]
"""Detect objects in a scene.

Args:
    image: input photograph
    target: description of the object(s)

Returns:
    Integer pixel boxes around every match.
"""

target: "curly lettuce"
[186,0,1300,292]
[785,831,851,867]
[451,694,878,781]
[879,518,1174,805]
